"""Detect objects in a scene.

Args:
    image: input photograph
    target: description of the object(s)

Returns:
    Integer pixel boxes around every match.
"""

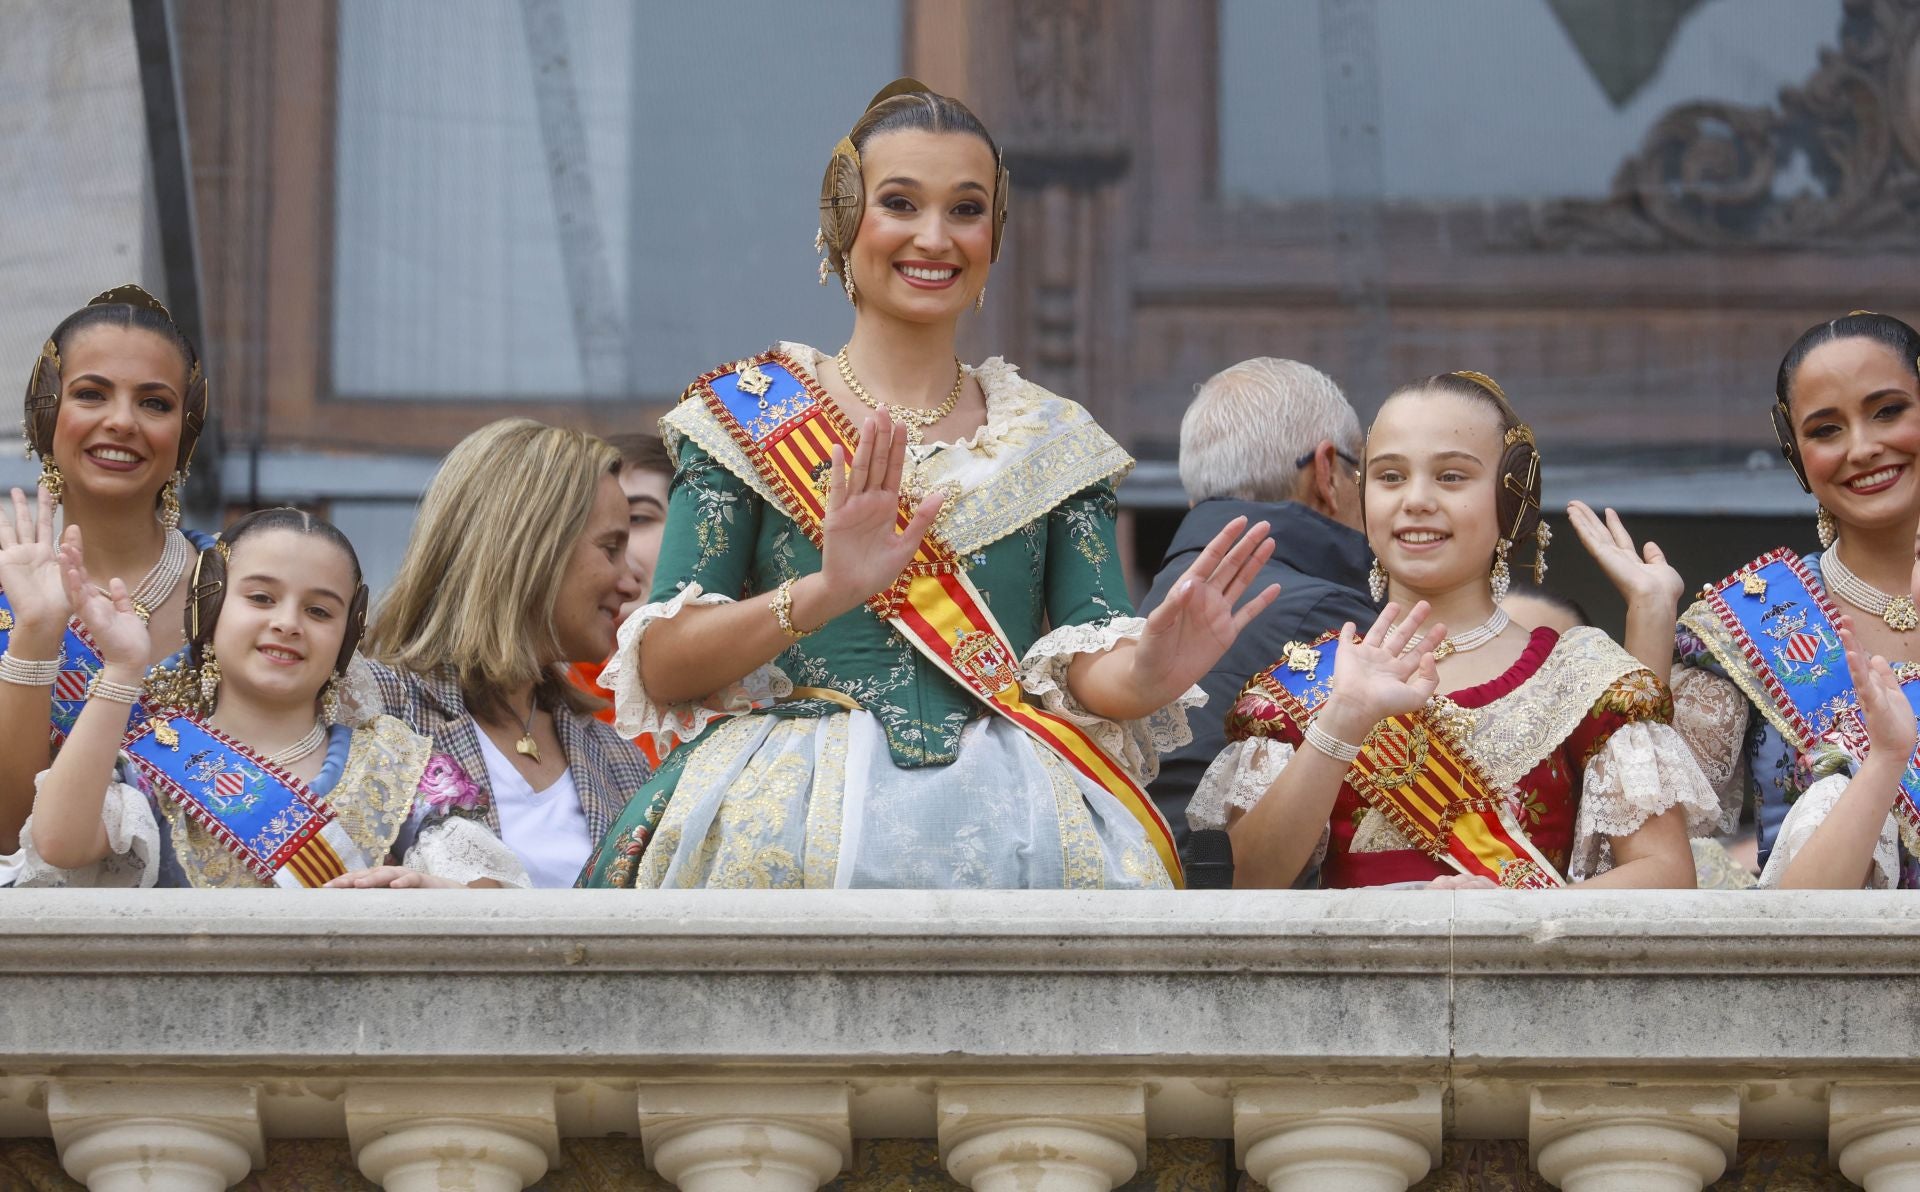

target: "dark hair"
[1770,312,1920,492]
[53,304,196,378]
[1775,312,1920,408]
[1504,580,1588,627]
[25,290,209,475]
[605,432,670,479]
[187,507,369,679]
[818,82,1008,281]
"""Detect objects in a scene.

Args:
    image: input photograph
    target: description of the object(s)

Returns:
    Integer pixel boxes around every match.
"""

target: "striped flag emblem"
[213,772,244,802]
[1782,632,1821,664]
[52,670,91,702]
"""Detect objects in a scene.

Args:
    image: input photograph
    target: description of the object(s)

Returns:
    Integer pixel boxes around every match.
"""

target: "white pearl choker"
[1406,607,1512,661]
[1821,545,1919,632]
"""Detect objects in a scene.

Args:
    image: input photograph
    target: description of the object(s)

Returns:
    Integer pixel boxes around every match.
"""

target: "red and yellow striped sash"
[694,353,1184,886]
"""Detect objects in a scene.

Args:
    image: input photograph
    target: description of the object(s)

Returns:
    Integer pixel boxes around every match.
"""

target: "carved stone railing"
[1,890,1918,1191]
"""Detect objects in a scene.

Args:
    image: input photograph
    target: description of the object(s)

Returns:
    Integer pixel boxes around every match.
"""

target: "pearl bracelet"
[1304,717,1363,765]
[85,676,144,705]
[0,651,62,688]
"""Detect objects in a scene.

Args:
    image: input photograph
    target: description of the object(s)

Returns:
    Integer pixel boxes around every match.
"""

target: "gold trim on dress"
[784,686,863,712]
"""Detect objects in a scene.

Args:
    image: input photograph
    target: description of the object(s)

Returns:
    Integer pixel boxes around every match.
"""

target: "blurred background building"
[4,0,1919,625]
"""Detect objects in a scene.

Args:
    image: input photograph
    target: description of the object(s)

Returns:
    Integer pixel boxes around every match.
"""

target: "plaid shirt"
[363,660,650,846]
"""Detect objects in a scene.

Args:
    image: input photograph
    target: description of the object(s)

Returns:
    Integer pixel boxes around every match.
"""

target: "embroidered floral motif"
[1595,667,1673,722]
[416,753,483,812]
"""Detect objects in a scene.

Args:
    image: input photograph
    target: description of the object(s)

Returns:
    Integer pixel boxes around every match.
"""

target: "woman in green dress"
[583,81,1277,889]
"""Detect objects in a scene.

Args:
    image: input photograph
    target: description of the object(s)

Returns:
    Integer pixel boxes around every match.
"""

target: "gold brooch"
[1741,571,1768,599]
[0,608,13,632]
[737,361,773,399]
[152,718,180,751]
[1282,640,1318,678]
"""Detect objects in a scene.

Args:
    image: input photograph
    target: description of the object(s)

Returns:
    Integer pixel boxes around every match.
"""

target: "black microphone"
[1183,829,1235,889]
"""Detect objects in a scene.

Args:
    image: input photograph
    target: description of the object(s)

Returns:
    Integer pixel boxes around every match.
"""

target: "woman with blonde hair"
[0,286,217,853]
[582,80,1276,890]
[364,418,649,888]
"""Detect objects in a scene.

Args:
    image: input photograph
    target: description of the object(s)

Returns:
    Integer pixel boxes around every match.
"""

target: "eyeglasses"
[1295,447,1361,471]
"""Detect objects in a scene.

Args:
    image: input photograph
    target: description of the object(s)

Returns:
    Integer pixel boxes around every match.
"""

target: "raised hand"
[1566,500,1683,611]
[1839,620,1917,767]
[0,485,73,645]
[58,529,150,670]
[1129,515,1281,707]
[1320,602,1447,740]
[818,416,944,608]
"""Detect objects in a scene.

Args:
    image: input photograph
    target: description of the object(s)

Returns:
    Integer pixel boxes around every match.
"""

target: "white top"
[476,729,592,889]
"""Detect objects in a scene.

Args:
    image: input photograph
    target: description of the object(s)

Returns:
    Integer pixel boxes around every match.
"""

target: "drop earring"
[1490,539,1513,603]
[974,284,986,313]
[198,648,222,713]
[843,270,857,307]
[1368,558,1387,603]
[1817,505,1836,549]
[320,675,341,725]
[37,457,63,504]
[158,471,184,531]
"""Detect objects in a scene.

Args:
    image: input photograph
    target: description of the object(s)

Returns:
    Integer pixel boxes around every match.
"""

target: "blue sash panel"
[1696,548,1853,749]
[705,357,816,445]
[1252,630,1344,727]
[122,714,355,886]
[0,591,135,743]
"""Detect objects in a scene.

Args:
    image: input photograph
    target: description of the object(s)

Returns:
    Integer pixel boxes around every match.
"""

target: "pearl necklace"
[259,721,327,770]
[834,346,965,449]
[1407,607,1512,661]
[1821,546,1919,632]
[111,531,191,623]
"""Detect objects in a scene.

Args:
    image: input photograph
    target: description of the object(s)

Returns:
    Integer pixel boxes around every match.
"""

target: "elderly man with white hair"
[1139,357,1374,850]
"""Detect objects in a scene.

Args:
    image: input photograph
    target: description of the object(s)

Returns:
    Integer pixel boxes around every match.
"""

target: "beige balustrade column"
[49,1082,263,1192]
[1832,1083,1920,1190]
[346,1083,557,1192]
[936,1084,1145,1192]
[638,1084,851,1192]
[1232,1081,1440,1192]
[1529,1084,1738,1192]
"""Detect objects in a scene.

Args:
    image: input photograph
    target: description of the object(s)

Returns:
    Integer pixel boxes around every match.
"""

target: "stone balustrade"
[0,889,1916,1191]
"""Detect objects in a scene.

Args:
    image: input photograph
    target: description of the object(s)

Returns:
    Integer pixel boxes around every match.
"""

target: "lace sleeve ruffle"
[1755,773,1900,890]
[1669,663,1749,833]
[1569,720,1724,882]
[13,766,161,888]
[599,582,792,741]
[1187,737,1295,831]
[1017,616,1203,786]
[402,816,532,888]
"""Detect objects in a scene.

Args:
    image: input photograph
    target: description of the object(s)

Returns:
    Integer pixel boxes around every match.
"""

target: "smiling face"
[1789,337,1920,535]
[211,529,356,714]
[50,325,188,508]
[550,475,641,664]
[846,129,997,324]
[1363,390,1507,598]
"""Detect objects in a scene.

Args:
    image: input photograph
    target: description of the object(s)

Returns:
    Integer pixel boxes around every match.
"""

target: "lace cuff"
[1670,664,1749,833]
[403,816,532,888]
[1017,616,1202,786]
[1570,720,1724,882]
[13,767,160,888]
[1188,738,1296,831]
[1756,773,1900,890]
[600,582,792,741]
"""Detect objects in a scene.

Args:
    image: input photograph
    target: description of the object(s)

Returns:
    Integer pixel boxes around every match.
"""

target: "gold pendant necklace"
[515,695,541,763]
[834,346,965,450]
[1821,545,1919,633]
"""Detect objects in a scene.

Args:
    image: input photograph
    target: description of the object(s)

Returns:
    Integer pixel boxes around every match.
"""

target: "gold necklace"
[834,346,965,449]
[514,694,541,763]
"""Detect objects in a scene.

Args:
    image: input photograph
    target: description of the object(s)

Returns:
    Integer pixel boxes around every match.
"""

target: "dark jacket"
[1139,499,1376,843]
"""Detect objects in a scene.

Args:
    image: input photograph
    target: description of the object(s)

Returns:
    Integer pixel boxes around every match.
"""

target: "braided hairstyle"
[817,78,1009,288]
[23,284,209,475]
[1365,371,1550,584]
[1771,311,1920,493]
[186,508,369,682]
